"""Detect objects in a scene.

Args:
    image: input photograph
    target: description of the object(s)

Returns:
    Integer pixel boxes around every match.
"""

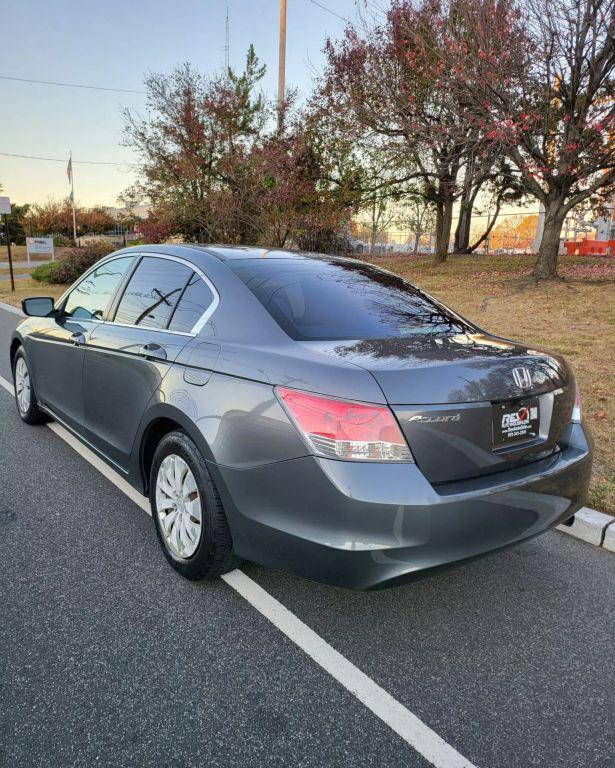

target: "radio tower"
[224,7,230,76]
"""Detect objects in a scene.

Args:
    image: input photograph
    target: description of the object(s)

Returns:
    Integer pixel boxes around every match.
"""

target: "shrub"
[31,262,61,282]
[53,234,73,247]
[49,242,116,284]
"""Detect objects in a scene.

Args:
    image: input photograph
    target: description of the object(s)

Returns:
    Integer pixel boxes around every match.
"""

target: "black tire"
[150,430,237,580]
[12,348,47,425]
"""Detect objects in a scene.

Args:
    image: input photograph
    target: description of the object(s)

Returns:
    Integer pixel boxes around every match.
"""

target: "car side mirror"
[21,296,55,317]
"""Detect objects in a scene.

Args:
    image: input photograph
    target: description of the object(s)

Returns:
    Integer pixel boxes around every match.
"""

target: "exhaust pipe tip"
[563,514,576,527]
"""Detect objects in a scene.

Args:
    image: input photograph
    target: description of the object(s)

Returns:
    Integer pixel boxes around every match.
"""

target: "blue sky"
[1,0,363,206]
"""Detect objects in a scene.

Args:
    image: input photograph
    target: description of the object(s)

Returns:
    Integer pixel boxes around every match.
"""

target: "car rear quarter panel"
[131,363,308,491]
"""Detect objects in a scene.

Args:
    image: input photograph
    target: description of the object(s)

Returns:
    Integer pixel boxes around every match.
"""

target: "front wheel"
[13,349,47,425]
[150,430,237,580]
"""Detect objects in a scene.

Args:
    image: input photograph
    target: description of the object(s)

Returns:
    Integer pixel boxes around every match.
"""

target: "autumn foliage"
[320,0,614,275]
[121,0,614,278]
[122,48,353,251]
[23,199,117,240]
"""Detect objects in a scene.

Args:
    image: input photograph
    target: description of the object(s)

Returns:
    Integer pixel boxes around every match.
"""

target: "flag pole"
[69,150,77,244]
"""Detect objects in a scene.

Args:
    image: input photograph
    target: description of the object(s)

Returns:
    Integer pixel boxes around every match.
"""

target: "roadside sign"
[26,236,55,261]
[0,197,11,215]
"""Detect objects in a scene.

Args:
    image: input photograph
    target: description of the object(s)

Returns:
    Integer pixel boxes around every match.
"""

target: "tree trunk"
[454,181,472,253]
[532,203,566,278]
[413,231,420,253]
[370,222,377,254]
[369,201,378,254]
[454,205,471,253]
[434,198,453,263]
[454,151,478,252]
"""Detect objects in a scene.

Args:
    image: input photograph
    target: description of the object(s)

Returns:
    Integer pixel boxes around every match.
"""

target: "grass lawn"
[0,276,66,307]
[1,250,613,514]
[0,245,52,262]
[0,244,27,260]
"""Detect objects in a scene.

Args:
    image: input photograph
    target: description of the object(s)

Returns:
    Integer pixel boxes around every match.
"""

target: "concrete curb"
[0,301,23,316]
[557,507,615,550]
[603,522,615,553]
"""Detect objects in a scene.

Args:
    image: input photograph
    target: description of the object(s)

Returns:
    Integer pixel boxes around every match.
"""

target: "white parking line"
[0,371,477,768]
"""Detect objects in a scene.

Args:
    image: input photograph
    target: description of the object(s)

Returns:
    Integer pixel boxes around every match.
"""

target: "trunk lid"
[312,333,575,483]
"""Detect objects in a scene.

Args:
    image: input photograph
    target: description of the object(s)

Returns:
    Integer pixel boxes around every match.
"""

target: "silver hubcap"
[15,358,31,414]
[155,455,202,559]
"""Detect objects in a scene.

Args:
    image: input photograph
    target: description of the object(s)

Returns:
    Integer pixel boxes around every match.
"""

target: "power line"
[0,151,134,166]
[308,0,351,23]
[0,75,145,94]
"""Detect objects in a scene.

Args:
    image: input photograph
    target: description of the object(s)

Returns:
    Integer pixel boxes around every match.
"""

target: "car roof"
[188,245,316,261]
[108,243,358,269]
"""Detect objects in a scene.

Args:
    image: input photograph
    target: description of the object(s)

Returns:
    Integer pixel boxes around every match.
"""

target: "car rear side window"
[64,256,134,321]
[167,272,215,332]
[114,256,193,329]
[231,259,472,341]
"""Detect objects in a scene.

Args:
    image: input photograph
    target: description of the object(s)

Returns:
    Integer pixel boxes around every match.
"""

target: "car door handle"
[70,331,86,346]
[139,342,167,360]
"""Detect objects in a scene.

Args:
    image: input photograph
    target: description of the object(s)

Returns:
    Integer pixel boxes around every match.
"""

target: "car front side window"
[63,256,135,321]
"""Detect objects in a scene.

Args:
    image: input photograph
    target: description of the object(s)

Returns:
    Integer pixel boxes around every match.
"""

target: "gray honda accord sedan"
[10,245,592,589]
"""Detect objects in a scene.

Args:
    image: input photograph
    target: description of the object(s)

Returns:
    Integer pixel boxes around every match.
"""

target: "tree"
[446,0,615,277]
[321,2,451,261]
[5,203,31,245]
[25,199,74,237]
[252,96,355,248]
[490,214,538,251]
[21,199,115,239]
[398,194,436,251]
[351,148,404,254]
[79,206,116,234]
[122,48,268,244]
[320,0,517,262]
[123,51,353,250]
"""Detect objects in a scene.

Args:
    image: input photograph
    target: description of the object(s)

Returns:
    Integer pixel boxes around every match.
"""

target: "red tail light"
[276,387,413,462]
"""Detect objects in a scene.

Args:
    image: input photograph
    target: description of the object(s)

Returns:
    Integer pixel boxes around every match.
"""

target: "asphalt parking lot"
[0,304,613,768]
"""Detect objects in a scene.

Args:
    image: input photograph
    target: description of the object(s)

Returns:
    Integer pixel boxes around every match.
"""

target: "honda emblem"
[512,367,532,389]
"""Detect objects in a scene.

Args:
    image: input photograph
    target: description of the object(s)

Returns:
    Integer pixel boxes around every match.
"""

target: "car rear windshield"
[231,258,473,341]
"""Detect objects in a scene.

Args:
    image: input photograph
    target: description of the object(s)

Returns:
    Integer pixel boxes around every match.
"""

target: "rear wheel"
[13,349,47,425]
[150,430,236,580]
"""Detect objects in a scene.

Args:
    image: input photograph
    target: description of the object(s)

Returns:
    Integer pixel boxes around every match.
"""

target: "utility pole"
[67,151,77,244]
[3,215,15,291]
[0,196,14,291]
[277,0,287,130]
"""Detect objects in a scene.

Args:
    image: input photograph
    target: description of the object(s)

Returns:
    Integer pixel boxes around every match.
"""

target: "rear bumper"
[214,422,593,590]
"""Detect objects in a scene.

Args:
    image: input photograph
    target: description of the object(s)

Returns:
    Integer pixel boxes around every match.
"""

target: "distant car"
[10,246,592,589]
[347,238,366,253]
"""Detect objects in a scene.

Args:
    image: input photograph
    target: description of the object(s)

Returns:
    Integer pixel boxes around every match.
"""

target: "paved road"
[0,274,30,281]
[0,305,613,768]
